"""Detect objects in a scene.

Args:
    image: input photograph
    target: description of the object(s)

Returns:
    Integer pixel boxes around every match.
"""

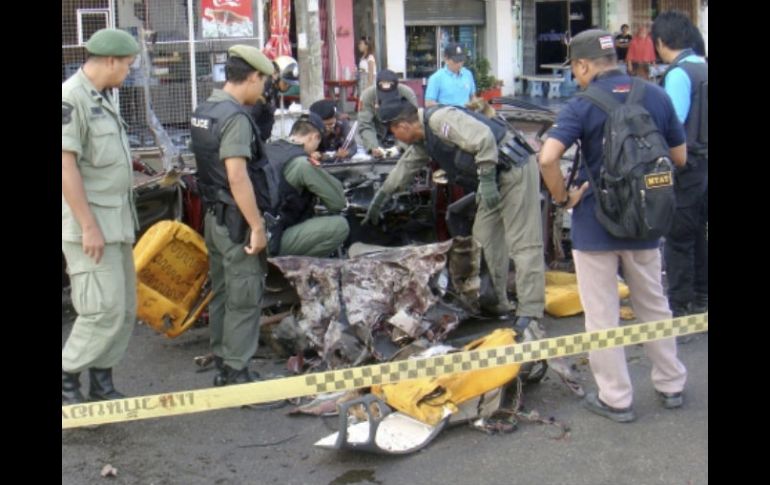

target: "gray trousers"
[472,156,546,318]
[204,212,267,370]
[62,241,136,373]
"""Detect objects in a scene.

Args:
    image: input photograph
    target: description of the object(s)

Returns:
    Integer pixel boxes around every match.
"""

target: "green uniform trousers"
[473,155,546,318]
[62,241,136,373]
[278,215,349,257]
[204,211,267,370]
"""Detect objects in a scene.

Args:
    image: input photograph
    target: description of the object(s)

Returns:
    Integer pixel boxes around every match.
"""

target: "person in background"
[357,69,418,158]
[652,11,709,320]
[358,37,376,98]
[626,24,657,80]
[615,24,632,66]
[424,43,476,108]
[309,99,358,163]
[250,55,299,141]
[62,28,141,404]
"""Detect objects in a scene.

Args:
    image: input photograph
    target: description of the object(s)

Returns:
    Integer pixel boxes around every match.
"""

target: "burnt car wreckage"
[62,99,578,398]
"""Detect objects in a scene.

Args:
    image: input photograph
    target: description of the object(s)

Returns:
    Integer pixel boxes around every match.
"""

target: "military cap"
[309,99,337,120]
[228,45,274,75]
[377,96,416,124]
[297,111,326,135]
[563,29,616,65]
[85,28,140,57]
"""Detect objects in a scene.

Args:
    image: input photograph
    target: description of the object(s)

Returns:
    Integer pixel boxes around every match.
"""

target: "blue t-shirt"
[424,66,476,107]
[663,54,706,124]
[547,72,686,251]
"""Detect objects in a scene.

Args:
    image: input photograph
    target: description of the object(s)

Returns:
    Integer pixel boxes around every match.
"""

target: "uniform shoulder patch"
[62,102,74,125]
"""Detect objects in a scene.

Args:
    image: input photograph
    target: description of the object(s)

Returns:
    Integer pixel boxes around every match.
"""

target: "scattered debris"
[100,464,117,478]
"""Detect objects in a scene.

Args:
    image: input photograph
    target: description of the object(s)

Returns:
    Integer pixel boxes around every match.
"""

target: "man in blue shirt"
[424,43,476,108]
[538,30,688,423]
[652,11,709,319]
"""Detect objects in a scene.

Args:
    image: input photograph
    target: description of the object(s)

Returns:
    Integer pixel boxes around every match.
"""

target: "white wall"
[605,0,631,34]
[384,0,406,75]
[486,0,515,95]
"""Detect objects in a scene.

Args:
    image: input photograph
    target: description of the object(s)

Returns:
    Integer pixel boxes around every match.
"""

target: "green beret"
[228,45,274,76]
[86,28,140,57]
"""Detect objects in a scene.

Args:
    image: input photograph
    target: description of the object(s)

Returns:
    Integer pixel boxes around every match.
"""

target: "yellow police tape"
[62,313,707,429]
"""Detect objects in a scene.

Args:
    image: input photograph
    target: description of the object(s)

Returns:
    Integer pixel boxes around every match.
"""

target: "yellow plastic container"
[544,271,630,318]
[133,220,212,338]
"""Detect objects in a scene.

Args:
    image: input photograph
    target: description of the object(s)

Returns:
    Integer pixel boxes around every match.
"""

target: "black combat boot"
[213,356,227,386]
[62,370,86,405]
[218,365,259,386]
[691,294,708,314]
[88,368,125,401]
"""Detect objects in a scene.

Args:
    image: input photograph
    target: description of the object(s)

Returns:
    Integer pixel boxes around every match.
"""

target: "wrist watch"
[552,193,570,208]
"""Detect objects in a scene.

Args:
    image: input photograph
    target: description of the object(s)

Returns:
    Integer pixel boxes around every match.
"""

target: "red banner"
[262,0,292,59]
[201,0,254,38]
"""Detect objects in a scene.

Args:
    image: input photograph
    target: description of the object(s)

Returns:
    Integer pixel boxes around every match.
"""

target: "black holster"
[215,190,249,244]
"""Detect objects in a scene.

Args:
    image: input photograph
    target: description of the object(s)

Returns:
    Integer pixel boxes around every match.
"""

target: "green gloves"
[477,165,501,209]
[362,189,389,225]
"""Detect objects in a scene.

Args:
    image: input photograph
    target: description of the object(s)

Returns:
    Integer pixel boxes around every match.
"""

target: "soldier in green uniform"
[357,69,418,158]
[61,28,140,404]
[264,112,349,256]
[190,45,275,386]
[364,98,546,330]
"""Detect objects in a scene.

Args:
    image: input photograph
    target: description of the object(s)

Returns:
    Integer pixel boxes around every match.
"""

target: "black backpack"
[576,78,675,240]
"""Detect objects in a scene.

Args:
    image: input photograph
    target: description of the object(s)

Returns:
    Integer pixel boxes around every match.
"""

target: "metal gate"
[62,0,266,155]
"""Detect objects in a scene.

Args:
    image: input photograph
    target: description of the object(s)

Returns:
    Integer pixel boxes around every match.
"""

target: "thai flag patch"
[599,35,614,50]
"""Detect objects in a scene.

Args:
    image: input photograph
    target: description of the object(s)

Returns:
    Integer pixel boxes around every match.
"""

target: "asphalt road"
[62,304,707,485]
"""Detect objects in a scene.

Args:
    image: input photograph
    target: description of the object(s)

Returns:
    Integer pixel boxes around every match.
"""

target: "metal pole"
[108,0,120,113]
[187,0,198,111]
[257,0,265,47]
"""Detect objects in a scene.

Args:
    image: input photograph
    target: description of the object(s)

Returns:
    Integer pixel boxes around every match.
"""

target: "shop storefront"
[404,0,485,80]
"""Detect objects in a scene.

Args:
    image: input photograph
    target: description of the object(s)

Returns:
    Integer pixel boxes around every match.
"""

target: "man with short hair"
[264,112,349,256]
[539,29,688,422]
[424,43,476,108]
[358,69,418,158]
[365,97,546,326]
[190,45,274,386]
[62,28,141,404]
[652,11,709,318]
[309,99,357,162]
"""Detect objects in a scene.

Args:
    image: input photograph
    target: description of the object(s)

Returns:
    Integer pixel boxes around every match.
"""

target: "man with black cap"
[424,43,476,108]
[263,111,349,256]
[538,29,688,422]
[365,96,546,329]
[190,44,275,386]
[358,69,418,158]
[62,28,140,404]
[309,99,358,162]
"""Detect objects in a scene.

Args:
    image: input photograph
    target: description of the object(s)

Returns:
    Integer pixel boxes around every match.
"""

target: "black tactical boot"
[218,365,259,386]
[88,368,125,401]
[213,356,227,387]
[691,294,708,314]
[62,370,86,405]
